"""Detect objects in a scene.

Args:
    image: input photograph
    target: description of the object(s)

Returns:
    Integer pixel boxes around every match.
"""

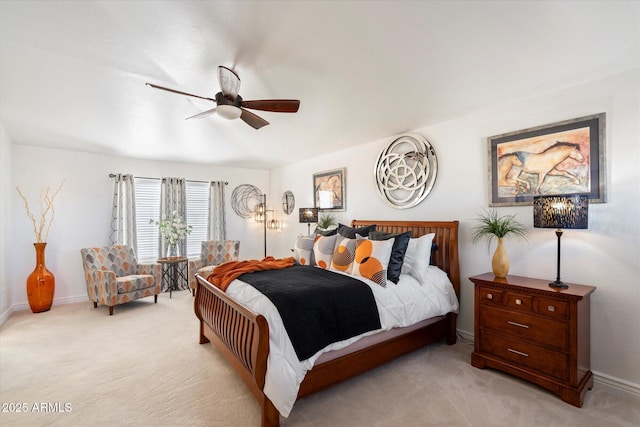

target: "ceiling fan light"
[217,105,242,120]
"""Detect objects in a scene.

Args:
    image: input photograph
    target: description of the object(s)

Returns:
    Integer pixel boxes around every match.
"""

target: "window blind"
[185,181,210,258]
[134,177,161,262]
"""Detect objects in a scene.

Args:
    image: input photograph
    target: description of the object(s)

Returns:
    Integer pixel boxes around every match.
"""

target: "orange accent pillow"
[352,236,394,287]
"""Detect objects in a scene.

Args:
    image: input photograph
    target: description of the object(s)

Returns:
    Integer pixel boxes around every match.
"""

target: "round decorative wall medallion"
[282,190,295,215]
[374,133,438,209]
[231,184,263,218]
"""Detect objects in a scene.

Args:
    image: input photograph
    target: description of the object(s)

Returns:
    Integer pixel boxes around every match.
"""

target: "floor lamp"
[299,207,318,235]
[254,194,268,258]
[533,194,588,288]
[254,195,281,258]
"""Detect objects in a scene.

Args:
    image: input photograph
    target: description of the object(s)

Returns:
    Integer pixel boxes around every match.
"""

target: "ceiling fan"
[146,66,300,129]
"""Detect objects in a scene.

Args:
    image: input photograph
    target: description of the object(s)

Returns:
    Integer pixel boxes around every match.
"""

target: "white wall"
[9,147,269,310]
[269,69,640,391]
[0,124,12,323]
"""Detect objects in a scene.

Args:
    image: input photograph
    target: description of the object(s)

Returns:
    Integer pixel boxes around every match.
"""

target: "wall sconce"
[299,207,318,235]
[533,194,589,288]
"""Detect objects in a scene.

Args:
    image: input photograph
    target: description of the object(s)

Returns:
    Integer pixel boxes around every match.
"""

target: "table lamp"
[533,194,588,288]
[299,207,318,235]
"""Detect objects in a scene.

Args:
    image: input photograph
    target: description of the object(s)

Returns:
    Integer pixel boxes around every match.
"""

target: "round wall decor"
[231,184,263,218]
[282,190,295,215]
[374,133,437,209]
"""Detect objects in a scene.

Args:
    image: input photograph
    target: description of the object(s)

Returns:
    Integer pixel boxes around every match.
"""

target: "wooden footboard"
[194,274,279,426]
[195,220,460,427]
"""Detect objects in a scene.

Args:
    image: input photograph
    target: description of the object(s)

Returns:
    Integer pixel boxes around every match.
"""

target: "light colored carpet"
[1,290,638,427]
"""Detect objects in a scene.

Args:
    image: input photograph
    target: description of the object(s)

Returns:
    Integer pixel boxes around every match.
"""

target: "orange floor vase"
[27,242,55,313]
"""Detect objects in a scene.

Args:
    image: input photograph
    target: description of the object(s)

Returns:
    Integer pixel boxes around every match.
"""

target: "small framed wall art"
[488,113,606,206]
[313,167,346,211]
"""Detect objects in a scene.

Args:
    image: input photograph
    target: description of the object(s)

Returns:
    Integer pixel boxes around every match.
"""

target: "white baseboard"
[4,295,90,321]
[592,371,640,401]
[456,328,640,402]
[0,307,12,326]
[457,328,474,344]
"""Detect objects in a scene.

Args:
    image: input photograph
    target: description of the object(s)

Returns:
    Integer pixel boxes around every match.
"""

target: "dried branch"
[16,187,39,240]
[16,181,64,243]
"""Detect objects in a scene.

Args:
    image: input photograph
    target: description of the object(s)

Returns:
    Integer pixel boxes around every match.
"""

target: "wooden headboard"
[351,219,460,299]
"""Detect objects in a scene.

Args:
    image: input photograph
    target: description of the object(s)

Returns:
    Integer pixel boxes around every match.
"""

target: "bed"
[194,219,460,427]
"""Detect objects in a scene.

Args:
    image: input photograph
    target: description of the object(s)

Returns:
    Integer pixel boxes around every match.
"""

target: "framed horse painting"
[487,113,606,206]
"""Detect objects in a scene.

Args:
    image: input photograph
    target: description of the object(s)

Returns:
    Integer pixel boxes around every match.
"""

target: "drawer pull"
[487,293,493,300]
[548,305,555,312]
[508,348,529,357]
[507,321,529,329]
[515,299,522,305]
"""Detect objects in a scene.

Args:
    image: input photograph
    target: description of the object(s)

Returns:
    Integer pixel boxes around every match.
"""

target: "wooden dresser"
[470,273,596,407]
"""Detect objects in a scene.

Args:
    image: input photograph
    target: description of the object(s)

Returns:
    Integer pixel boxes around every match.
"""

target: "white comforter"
[225,266,459,417]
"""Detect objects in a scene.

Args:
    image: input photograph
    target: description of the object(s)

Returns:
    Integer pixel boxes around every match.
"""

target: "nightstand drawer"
[504,291,532,311]
[535,297,569,319]
[479,287,503,305]
[479,305,568,350]
[480,330,568,381]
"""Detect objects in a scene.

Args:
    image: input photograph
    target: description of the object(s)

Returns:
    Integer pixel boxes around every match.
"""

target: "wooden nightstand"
[470,273,596,407]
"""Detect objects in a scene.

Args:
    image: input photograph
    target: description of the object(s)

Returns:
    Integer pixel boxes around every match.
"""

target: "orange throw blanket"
[206,256,295,291]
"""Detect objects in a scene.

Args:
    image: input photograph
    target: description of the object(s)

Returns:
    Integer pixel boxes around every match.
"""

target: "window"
[185,181,209,258]
[134,177,210,261]
[134,178,161,262]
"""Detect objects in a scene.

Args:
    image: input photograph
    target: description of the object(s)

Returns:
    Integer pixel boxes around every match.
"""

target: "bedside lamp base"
[549,280,569,289]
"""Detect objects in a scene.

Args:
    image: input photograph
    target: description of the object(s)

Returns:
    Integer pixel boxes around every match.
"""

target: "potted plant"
[472,208,528,278]
[316,213,338,231]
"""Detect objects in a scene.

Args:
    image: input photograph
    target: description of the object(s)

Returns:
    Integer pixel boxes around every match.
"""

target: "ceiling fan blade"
[146,83,215,102]
[240,108,269,129]
[185,107,217,120]
[241,99,300,113]
[218,66,240,100]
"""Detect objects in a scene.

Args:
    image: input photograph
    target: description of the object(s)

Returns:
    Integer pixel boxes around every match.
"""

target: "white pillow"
[292,235,315,266]
[401,233,435,284]
[313,234,337,269]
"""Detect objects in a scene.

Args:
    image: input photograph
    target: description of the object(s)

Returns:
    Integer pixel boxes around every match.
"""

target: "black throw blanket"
[239,265,381,361]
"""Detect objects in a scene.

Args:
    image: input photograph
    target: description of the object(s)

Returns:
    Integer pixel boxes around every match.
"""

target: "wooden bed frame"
[194,220,460,427]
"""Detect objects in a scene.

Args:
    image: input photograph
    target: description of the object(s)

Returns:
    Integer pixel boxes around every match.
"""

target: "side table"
[157,256,189,298]
[469,273,596,407]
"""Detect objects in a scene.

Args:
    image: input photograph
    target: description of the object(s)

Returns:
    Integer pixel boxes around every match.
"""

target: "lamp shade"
[533,194,588,229]
[299,207,318,224]
[254,202,266,223]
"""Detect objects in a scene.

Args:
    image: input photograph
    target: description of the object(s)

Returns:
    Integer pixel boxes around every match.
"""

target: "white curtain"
[109,174,137,251]
[159,177,187,257]
[208,181,227,240]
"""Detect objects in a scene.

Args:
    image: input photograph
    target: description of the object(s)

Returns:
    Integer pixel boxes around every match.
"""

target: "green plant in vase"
[472,208,528,278]
[316,213,338,231]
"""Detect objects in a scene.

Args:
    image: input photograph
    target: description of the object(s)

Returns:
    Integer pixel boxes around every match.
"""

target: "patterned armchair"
[188,240,240,294]
[80,245,162,315]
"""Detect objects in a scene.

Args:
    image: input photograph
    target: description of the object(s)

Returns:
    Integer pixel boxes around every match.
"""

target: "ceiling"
[0,1,637,169]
